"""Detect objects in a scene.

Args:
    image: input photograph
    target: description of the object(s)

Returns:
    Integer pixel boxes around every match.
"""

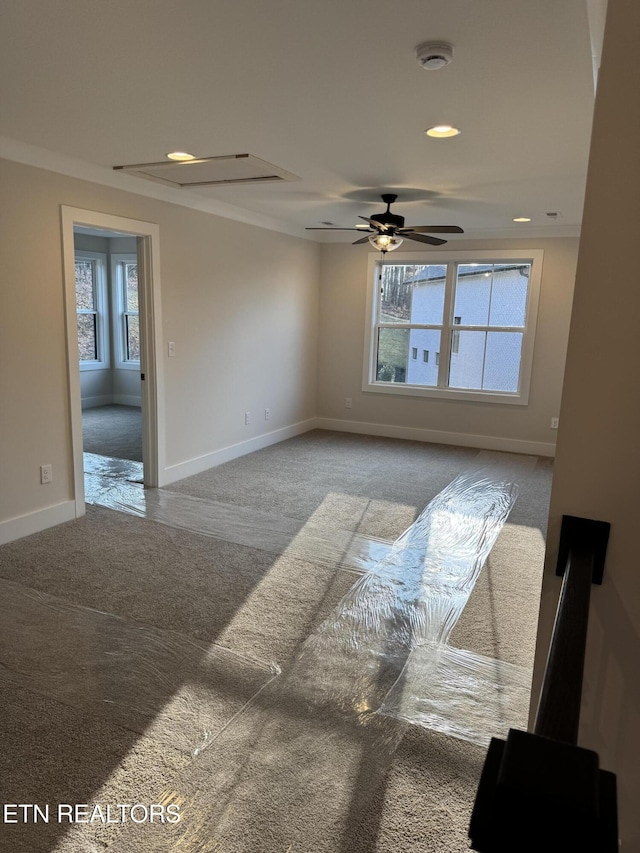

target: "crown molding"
[0,136,310,240]
[0,137,582,243]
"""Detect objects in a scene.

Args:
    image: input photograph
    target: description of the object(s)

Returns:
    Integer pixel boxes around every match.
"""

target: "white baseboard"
[81,395,113,410]
[0,500,78,546]
[316,417,556,457]
[113,395,142,408]
[81,395,141,409]
[162,418,319,485]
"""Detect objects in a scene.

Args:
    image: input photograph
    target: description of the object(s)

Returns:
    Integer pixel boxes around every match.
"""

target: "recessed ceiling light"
[513,216,532,222]
[166,151,196,161]
[425,125,461,138]
[355,223,370,229]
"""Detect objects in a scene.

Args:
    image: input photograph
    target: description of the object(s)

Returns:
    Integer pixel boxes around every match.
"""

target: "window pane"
[380,266,412,323]
[126,315,140,361]
[454,265,492,325]
[125,263,139,311]
[488,265,529,327]
[483,331,522,391]
[449,330,485,389]
[448,330,522,392]
[405,265,445,325]
[380,264,445,325]
[406,330,440,386]
[75,261,95,310]
[376,328,409,383]
[455,263,531,329]
[77,314,97,360]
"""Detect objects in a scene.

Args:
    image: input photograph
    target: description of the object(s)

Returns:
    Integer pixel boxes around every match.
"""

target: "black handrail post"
[535,514,610,743]
[534,543,592,743]
[468,514,617,853]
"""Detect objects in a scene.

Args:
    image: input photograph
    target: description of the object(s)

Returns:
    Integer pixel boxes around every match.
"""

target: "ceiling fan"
[306,193,464,252]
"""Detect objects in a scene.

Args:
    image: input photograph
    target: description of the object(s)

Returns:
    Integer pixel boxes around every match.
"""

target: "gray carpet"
[82,405,143,462]
[0,430,552,852]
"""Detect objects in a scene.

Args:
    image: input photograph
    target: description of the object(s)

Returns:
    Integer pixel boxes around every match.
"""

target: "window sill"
[363,381,529,406]
[79,361,109,372]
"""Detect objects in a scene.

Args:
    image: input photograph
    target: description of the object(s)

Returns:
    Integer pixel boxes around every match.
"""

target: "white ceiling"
[0,0,597,241]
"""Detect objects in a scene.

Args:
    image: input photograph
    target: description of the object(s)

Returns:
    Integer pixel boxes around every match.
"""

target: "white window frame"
[362,249,543,405]
[75,250,109,371]
[111,253,140,370]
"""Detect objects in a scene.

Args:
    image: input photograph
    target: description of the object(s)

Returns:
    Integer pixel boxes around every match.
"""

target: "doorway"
[61,207,165,517]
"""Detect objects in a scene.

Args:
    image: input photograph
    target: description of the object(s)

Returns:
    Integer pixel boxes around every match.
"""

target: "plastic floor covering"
[2,454,537,851]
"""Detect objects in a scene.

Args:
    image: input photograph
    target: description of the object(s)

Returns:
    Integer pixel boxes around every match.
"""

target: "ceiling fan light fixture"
[368,233,403,252]
[425,125,461,138]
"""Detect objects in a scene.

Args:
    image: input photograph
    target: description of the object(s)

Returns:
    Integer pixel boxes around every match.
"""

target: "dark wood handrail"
[534,514,609,743]
[468,514,617,853]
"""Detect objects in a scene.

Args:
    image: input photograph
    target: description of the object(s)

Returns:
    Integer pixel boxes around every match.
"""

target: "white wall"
[531,0,639,846]
[317,237,578,455]
[0,158,320,538]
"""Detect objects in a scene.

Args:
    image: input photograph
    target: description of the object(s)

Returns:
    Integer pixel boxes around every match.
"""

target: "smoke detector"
[415,41,454,70]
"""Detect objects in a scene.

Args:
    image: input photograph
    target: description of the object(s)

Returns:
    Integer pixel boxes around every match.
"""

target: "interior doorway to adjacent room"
[61,207,165,517]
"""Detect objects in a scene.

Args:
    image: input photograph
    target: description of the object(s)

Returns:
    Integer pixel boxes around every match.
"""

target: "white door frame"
[61,206,165,516]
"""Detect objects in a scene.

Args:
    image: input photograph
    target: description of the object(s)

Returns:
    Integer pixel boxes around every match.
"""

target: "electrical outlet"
[40,464,52,484]
[264,408,270,421]
[168,341,176,357]
[551,417,559,429]
[345,397,352,409]
[245,411,251,425]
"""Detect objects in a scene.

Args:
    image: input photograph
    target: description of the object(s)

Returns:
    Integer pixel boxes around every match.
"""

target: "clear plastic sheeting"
[308,469,518,651]
[106,661,407,852]
[0,578,278,757]
[104,470,519,853]
[104,622,409,853]
[84,455,393,573]
[380,643,532,747]
[84,451,144,481]
[290,470,518,722]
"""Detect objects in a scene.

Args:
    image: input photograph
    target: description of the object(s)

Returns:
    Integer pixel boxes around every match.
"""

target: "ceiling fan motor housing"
[373,193,405,229]
[372,210,405,229]
[415,41,454,70]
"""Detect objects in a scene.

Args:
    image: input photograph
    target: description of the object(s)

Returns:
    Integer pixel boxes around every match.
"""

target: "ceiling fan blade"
[352,235,371,245]
[306,227,371,231]
[399,225,464,234]
[358,216,389,230]
[403,232,448,246]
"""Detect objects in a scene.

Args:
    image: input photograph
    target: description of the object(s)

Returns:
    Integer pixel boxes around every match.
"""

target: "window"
[363,250,542,405]
[75,251,108,370]
[112,254,140,368]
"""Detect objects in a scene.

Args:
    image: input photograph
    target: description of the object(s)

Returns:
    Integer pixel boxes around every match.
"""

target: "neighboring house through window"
[363,250,543,404]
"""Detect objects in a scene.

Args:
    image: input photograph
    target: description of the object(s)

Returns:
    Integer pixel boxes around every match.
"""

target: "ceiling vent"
[113,153,299,188]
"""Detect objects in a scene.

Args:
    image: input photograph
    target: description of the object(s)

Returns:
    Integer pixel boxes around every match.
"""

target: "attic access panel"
[113,154,299,188]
